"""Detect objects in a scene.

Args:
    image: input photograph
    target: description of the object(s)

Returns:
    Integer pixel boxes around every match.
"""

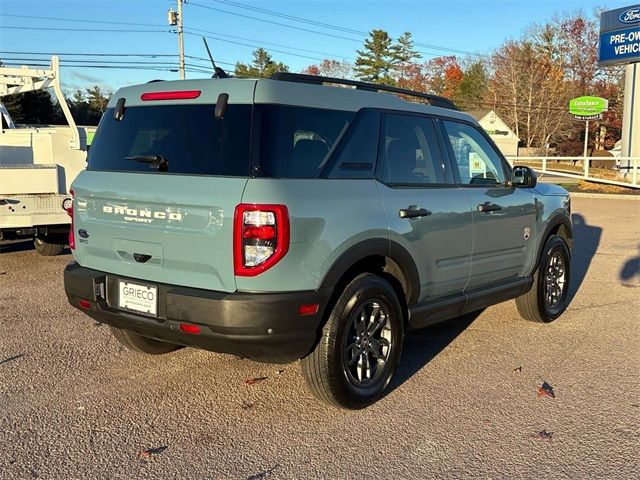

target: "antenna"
[202,37,229,79]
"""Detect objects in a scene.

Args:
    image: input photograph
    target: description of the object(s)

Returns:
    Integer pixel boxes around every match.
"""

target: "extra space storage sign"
[599,5,640,65]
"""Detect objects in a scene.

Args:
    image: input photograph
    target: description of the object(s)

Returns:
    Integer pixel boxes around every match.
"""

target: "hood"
[534,183,569,196]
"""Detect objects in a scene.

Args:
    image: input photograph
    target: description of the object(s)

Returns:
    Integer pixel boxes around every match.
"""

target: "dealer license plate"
[118,280,158,317]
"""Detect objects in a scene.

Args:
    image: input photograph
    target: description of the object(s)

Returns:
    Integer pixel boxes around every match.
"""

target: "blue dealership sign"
[599,4,640,66]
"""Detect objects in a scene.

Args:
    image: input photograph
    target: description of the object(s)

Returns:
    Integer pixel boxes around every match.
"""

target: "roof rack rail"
[269,72,458,111]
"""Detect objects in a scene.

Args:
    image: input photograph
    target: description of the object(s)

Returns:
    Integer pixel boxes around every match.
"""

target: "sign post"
[599,5,640,176]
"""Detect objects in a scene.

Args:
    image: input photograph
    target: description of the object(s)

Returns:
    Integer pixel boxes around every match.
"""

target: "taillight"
[234,204,289,276]
[66,189,75,250]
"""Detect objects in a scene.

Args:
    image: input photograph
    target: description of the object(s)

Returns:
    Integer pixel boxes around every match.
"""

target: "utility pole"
[177,0,185,80]
[168,1,186,79]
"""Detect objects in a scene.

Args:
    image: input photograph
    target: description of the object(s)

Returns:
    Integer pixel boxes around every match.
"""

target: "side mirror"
[512,165,537,188]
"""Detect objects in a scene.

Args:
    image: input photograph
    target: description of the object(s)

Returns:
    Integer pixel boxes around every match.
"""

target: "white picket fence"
[505,156,640,189]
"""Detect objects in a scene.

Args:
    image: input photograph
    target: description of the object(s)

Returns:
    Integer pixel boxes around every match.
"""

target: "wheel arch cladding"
[319,238,420,308]
[538,215,573,266]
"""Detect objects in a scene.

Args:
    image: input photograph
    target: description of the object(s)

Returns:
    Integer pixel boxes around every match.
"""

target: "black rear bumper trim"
[64,263,332,363]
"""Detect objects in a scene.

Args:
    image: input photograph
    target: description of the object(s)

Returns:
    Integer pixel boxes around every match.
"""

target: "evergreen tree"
[86,86,110,113]
[392,32,421,82]
[235,48,289,77]
[3,90,57,124]
[458,61,488,110]
[354,29,396,85]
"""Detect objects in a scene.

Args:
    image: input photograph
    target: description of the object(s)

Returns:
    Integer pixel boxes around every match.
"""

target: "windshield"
[88,104,252,176]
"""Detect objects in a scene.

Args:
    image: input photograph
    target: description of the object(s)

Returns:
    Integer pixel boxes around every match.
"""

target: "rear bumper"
[64,263,332,363]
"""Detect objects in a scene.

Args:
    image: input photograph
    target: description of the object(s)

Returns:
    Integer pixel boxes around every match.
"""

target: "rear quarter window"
[257,105,354,178]
[88,104,252,176]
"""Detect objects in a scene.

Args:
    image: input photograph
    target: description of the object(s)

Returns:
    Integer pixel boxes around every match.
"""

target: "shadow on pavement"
[0,240,34,254]
[0,240,70,256]
[620,244,640,284]
[568,213,602,305]
[389,309,484,392]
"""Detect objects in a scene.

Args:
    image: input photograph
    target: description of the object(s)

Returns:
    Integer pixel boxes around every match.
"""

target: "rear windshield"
[88,104,252,176]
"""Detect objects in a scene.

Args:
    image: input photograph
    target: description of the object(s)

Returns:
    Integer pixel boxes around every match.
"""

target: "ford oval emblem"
[78,229,89,239]
[619,7,640,24]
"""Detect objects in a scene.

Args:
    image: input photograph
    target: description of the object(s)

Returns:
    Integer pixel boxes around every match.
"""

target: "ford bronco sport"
[64,73,573,409]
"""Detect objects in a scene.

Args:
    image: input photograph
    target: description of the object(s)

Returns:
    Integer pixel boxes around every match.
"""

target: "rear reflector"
[179,323,201,334]
[298,304,319,316]
[67,189,75,250]
[79,299,90,310]
[140,90,201,101]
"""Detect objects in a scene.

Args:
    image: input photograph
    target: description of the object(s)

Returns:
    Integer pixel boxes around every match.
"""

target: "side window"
[379,114,444,186]
[326,110,379,179]
[443,120,506,185]
[258,106,354,178]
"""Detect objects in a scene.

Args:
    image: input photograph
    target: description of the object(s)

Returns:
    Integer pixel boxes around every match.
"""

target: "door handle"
[477,202,502,213]
[399,206,432,219]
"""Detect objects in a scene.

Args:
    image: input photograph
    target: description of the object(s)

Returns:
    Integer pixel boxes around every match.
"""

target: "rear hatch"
[71,80,255,293]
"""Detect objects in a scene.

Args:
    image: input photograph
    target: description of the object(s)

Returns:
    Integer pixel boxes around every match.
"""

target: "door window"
[443,121,506,185]
[378,114,444,186]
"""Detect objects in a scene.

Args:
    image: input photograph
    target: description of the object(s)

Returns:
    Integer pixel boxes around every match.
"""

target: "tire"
[301,273,405,409]
[34,237,65,256]
[110,327,181,355]
[516,235,571,323]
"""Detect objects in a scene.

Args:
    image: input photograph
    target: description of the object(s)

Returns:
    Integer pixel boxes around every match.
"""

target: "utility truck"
[0,56,94,255]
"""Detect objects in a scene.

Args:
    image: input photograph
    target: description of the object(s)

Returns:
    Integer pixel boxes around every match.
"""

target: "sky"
[0,0,635,93]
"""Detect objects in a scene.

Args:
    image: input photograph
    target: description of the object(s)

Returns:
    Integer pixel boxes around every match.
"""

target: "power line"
[3,26,171,33]
[2,57,182,66]
[184,31,353,64]
[184,26,356,61]
[188,2,363,44]
[0,13,163,28]
[0,50,236,68]
[197,0,485,59]
[0,50,178,58]
[207,0,367,36]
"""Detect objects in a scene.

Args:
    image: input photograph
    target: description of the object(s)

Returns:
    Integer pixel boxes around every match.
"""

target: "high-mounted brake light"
[140,90,201,101]
[234,204,289,277]
[66,189,75,250]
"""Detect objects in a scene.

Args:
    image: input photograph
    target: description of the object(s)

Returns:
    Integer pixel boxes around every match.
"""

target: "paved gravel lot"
[1,197,638,479]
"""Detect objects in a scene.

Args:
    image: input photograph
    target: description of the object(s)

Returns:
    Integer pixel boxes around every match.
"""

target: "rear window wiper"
[126,154,169,172]
[253,164,273,177]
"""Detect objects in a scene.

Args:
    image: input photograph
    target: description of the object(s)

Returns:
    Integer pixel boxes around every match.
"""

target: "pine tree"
[4,90,57,124]
[392,32,421,82]
[86,86,111,113]
[235,48,289,77]
[354,29,396,85]
[458,62,488,110]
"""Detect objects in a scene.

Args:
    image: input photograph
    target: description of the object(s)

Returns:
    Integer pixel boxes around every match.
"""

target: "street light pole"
[177,0,185,80]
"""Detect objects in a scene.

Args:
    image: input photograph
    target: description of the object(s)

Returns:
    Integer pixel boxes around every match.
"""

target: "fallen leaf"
[138,445,168,460]
[531,430,553,440]
[513,366,522,373]
[276,369,285,374]
[245,376,268,385]
[247,465,280,480]
[537,381,556,398]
